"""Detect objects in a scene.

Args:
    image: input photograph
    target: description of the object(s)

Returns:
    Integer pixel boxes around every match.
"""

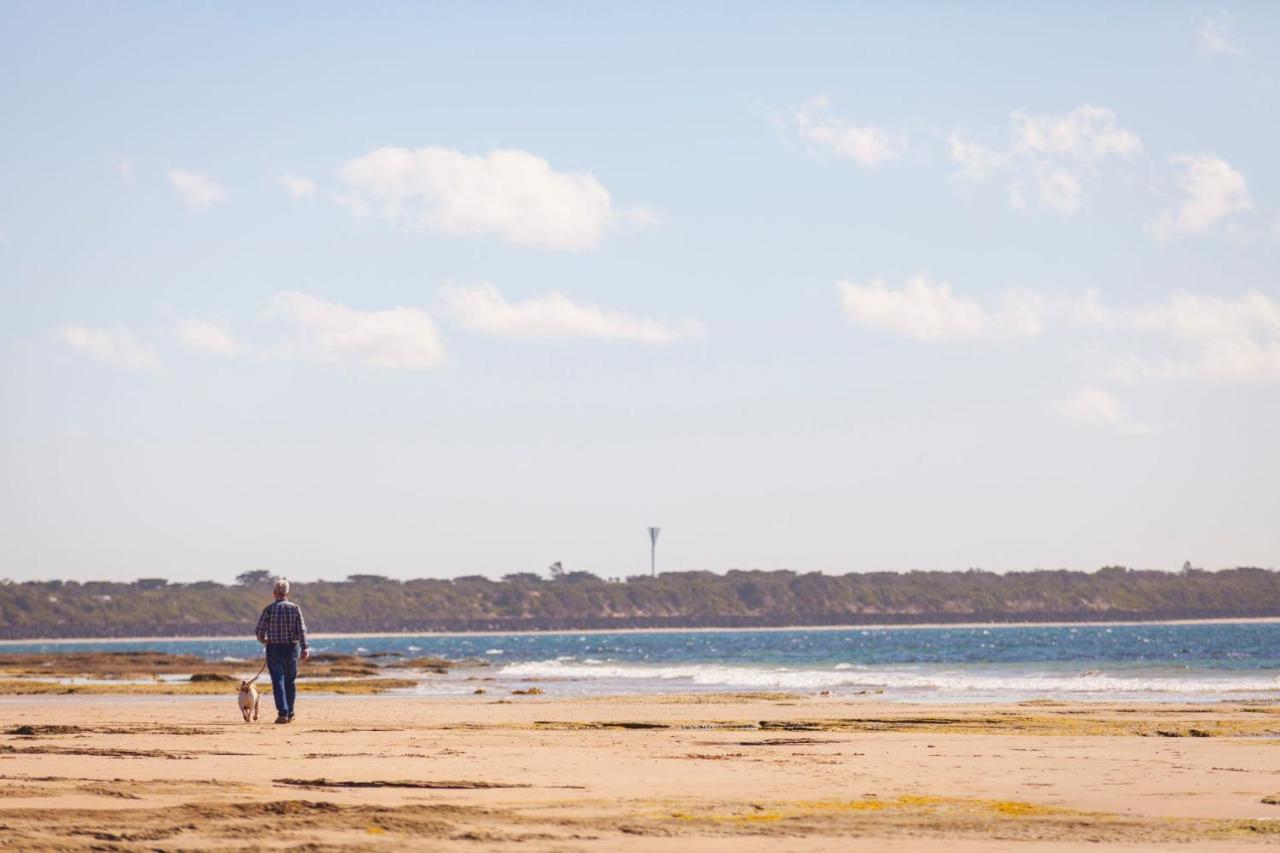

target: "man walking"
[254,578,310,724]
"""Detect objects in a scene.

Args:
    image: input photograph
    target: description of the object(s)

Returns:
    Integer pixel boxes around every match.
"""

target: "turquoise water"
[5,622,1278,701]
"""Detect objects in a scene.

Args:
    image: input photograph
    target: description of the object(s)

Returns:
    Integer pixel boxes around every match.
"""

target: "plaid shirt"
[255,599,309,651]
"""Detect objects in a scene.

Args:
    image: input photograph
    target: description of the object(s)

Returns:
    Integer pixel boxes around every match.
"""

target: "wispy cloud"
[280,174,316,199]
[336,146,649,251]
[75,284,703,375]
[268,291,446,371]
[948,132,1005,181]
[1151,153,1252,238]
[115,157,135,183]
[177,319,242,357]
[1034,167,1084,214]
[949,106,1140,213]
[1011,106,1142,163]
[1113,339,1280,382]
[59,325,164,373]
[440,282,703,343]
[1128,292,1280,341]
[168,169,227,207]
[1105,291,1280,381]
[1054,387,1121,424]
[1053,387,1152,435]
[836,275,1280,385]
[836,276,1042,342]
[1198,11,1242,58]
[791,96,905,168]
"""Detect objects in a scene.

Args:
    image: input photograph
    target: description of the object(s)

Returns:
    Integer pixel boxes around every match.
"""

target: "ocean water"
[5,622,1279,702]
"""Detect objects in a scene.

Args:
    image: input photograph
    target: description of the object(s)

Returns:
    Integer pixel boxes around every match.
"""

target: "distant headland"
[2,566,1276,640]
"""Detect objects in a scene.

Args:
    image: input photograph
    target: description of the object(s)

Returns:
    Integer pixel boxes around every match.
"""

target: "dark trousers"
[265,643,299,716]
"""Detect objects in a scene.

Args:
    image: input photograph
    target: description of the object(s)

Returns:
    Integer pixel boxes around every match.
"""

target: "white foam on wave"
[497,659,1280,696]
[501,660,866,690]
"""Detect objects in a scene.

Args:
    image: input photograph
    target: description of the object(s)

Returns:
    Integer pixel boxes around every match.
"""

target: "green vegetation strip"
[4,566,1279,637]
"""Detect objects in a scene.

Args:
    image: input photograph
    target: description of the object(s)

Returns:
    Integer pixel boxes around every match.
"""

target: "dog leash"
[246,659,268,685]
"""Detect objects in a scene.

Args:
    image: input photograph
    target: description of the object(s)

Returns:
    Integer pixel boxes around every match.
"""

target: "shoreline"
[2,614,1279,645]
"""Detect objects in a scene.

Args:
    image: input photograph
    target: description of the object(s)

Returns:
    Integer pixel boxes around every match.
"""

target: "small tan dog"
[238,680,260,723]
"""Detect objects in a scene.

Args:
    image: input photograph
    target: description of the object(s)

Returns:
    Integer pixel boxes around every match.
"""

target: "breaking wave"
[497,659,1280,697]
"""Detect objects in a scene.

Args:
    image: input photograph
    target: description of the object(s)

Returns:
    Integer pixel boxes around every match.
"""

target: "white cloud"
[840,282,1280,353]
[793,97,905,168]
[1130,292,1280,341]
[1112,341,1280,381]
[280,174,316,199]
[1188,337,1280,379]
[1012,106,1142,162]
[1054,387,1122,424]
[337,146,644,251]
[836,276,1043,342]
[177,319,241,357]
[59,325,164,373]
[1066,289,1124,329]
[949,106,1140,213]
[1151,154,1252,238]
[268,291,446,371]
[1073,290,1280,381]
[1053,387,1152,435]
[168,170,227,207]
[836,277,1280,382]
[440,282,703,344]
[1128,292,1280,380]
[948,131,1005,181]
[1199,12,1242,57]
[1035,167,1084,214]
[116,157,135,182]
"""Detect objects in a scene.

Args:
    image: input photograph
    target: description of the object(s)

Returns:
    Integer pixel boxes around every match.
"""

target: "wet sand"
[2,694,1280,850]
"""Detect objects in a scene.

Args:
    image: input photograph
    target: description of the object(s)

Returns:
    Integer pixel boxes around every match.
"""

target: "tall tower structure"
[648,527,660,577]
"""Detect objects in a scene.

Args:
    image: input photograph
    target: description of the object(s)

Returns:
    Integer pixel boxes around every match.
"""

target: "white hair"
[273,578,290,595]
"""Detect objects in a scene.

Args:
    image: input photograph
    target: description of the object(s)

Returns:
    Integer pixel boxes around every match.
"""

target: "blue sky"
[2,3,1278,582]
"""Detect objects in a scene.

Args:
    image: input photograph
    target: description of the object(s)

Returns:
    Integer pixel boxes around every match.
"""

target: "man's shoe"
[274,715,289,724]
[287,713,295,722]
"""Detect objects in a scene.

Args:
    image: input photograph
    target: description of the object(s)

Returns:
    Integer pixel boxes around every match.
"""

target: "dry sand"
[2,693,1279,851]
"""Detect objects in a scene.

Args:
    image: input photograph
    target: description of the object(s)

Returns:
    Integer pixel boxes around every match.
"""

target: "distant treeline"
[1,566,1277,639]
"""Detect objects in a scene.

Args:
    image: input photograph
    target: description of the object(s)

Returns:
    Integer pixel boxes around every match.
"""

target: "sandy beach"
[2,693,1279,851]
